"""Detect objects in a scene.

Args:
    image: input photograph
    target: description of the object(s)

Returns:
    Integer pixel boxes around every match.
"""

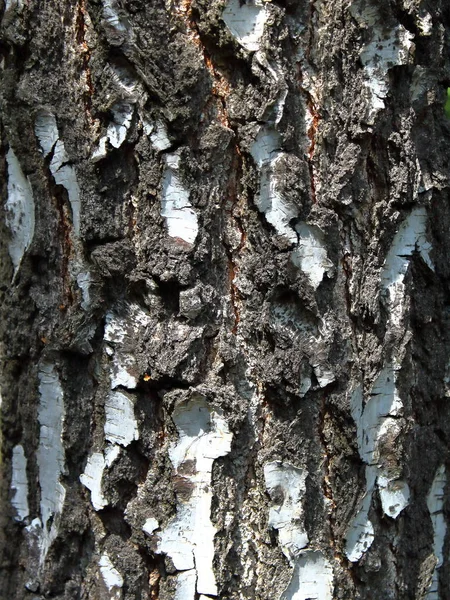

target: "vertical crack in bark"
[341,226,358,351]
[175,0,247,334]
[318,395,355,591]
[318,396,336,545]
[76,0,94,123]
[149,566,160,599]
[57,195,75,308]
[40,141,75,307]
[44,166,75,307]
[306,0,317,61]
[297,67,320,205]
[306,95,319,205]
[226,145,246,335]
[306,97,319,162]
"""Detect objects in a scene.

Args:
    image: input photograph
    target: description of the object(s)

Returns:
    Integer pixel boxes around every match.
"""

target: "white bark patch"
[378,475,410,519]
[161,153,198,245]
[312,362,335,388]
[93,103,134,161]
[345,466,376,563]
[425,465,447,600]
[80,452,108,511]
[222,0,267,52]
[80,447,121,511]
[444,360,450,398]
[105,444,121,467]
[104,391,139,447]
[147,120,171,152]
[76,271,91,311]
[264,462,308,561]
[92,137,108,161]
[274,87,288,125]
[110,64,138,93]
[381,207,433,327]
[281,551,334,600]
[250,128,298,244]
[354,365,402,466]
[174,570,197,600]
[110,354,138,389]
[35,363,66,561]
[106,104,133,147]
[105,310,129,344]
[34,112,59,156]
[299,377,311,397]
[24,517,45,576]
[38,364,66,527]
[157,398,232,598]
[102,0,127,32]
[53,164,81,236]
[264,464,334,599]
[143,517,159,535]
[104,303,151,343]
[250,127,282,168]
[11,444,29,521]
[416,12,433,36]
[358,24,413,119]
[143,120,153,136]
[299,362,312,397]
[99,553,124,597]
[5,148,35,276]
[35,112,81,235]
[346,374,410,562]
[104,303,151,389]
[4,0,24,12]
[291,224,333,289]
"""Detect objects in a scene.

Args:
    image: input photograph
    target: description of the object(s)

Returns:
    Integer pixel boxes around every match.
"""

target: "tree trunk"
[1,0,450,598]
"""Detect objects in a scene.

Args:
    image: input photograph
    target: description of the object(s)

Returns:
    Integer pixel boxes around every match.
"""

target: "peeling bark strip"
[161,153,198,245]
[20,362,67,582]
[10,444,29,522]
[35,111,81,236]
[99,553,124,598]
[155,398,232,598]
[36,365,65,543]
[426,465,447,600]
[2,0,450,599]
[5,148,35,277]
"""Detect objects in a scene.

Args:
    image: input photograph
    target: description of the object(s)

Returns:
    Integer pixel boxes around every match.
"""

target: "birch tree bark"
[1,0,450,598]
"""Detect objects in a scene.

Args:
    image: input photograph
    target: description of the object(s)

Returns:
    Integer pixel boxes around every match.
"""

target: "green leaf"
[445,88,450,118]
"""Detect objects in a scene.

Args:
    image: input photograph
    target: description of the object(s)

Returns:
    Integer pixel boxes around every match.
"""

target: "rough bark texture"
[1,0,450,599]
